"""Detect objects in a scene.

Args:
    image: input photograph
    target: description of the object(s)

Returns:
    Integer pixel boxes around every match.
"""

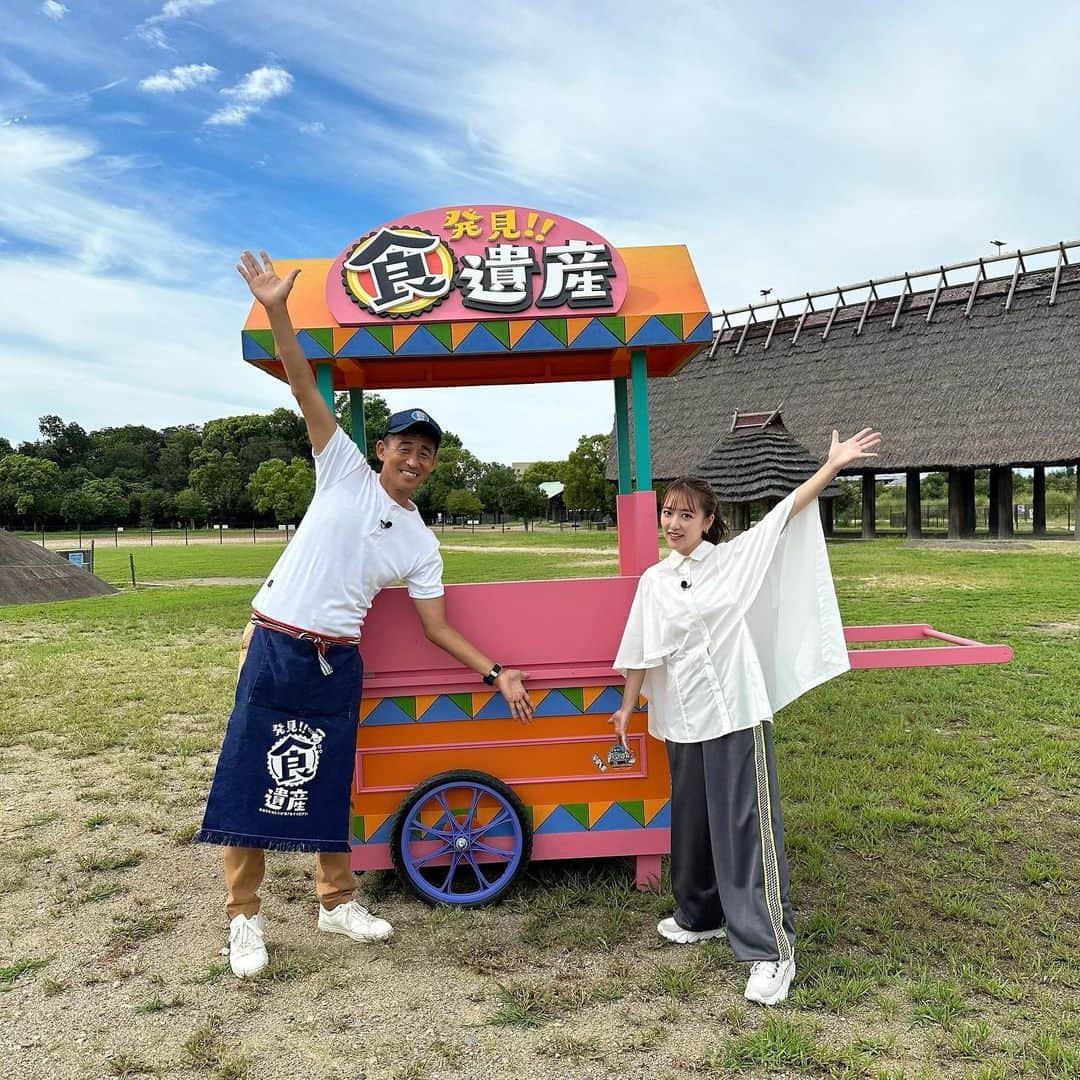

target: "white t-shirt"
[251,426,444,639]
[613,492,849,743]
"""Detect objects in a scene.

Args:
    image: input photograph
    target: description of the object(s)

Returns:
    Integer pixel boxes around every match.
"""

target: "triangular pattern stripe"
[396,325,450,356]
[455,323,509,354]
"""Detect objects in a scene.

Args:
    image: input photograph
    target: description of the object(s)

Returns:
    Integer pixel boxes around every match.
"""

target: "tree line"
[0,398,615,532]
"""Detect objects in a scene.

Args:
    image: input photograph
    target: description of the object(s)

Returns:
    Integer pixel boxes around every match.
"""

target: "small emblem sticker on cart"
[591,753,608,772]
[607,743,636,768]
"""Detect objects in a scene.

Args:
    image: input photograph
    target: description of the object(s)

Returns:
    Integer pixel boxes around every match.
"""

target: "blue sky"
[2,1,1078,461]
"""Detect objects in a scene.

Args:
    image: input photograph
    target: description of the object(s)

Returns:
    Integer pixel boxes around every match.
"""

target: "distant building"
[511,462,533,479]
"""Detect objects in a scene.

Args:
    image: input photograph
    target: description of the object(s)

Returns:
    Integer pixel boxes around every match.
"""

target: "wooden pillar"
[990,466,1013,539]
[819,498,835,537]
[962,469,976,537]
[905,469,922,538]
[949,468,976,539]
[988,470,998,535]
[1032,466,1046,536]
[861,471,876,538]
[733,503,750,531]
[349,388,367,454]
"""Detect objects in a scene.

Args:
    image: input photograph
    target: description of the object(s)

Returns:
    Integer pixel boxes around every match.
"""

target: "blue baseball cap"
[382,408,443,449]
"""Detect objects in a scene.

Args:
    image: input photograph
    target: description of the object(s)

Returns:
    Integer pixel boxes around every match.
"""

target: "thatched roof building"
[612,241,1080,539]
[0,531,116,605]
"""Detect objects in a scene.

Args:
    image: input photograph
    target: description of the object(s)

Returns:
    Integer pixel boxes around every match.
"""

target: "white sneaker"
[657,916,727,944]
[227,913,268,979]
[317,900,393,943]
[744,958,796,1005]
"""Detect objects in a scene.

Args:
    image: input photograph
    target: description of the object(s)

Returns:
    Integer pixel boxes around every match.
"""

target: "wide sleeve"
[743,496,851,714]
[719,491,799,617]
[613,572,672,674]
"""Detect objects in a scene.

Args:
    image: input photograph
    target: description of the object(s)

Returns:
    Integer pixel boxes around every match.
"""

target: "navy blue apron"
[196,625,362,852]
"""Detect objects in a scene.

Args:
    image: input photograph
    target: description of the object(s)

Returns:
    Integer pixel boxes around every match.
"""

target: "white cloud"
[206,65,293,127]
[40,1,68,21]
[0,256,281,445]
[0,124,220,281]
[136,0,218,49]
[138,63,218,93]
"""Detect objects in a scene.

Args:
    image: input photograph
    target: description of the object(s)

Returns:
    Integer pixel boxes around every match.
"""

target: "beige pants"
[222,622,355,919]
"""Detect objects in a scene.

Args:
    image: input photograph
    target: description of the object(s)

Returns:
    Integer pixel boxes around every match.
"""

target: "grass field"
[0,537,1076,1079]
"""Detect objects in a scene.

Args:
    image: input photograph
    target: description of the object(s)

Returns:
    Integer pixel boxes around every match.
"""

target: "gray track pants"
[666,723,795,962]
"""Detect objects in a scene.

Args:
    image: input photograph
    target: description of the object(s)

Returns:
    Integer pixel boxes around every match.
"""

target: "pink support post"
[617,490,660,577]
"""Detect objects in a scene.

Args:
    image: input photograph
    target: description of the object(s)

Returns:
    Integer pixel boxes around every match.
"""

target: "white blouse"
[613,493,850,743]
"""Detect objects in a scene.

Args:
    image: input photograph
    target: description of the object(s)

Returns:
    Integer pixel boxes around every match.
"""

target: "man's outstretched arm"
[412,596,533,722]
[237,249,337,454]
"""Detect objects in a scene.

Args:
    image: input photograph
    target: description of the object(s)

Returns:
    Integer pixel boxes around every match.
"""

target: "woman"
[610,428,880,1005]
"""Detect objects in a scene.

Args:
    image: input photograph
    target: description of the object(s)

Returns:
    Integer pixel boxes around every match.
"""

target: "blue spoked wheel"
[390,770,532,907]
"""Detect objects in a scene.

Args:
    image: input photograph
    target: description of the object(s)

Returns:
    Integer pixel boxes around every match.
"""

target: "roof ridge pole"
[855,282,877,336]
[926,266,948,323]
[613,377,632,495]
[706,312,729,360]
[821,288,845,341]
[763,302,784,350]
[792,294,815,345]
[890,274,912,329]
[964,259,986,317]
[1049,242,1068,306]
[630,348,652,491]
[1004,249,1026,312]
[734,307,757,356]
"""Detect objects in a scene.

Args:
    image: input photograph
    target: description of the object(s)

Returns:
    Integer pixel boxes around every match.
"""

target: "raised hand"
[826,428,881,471]
[236,249,300,310]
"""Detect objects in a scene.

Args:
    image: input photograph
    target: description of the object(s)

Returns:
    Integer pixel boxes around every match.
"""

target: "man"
[195,250,533,978]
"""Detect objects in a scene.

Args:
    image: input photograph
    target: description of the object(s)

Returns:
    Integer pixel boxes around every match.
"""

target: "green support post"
[349,388,367,454]
[316,363,334,413]
[630,348,652,491]
[613,377,632,495]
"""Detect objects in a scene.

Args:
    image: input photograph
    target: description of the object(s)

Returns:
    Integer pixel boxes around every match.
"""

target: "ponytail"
[662,476,728,544]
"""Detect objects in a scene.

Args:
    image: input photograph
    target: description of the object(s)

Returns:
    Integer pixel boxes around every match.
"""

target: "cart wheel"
[390,770,531,907]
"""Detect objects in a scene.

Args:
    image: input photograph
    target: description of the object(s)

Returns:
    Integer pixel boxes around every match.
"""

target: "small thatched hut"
[694,408,840,530]
[611,240,1080,539]
[0,531,116,605]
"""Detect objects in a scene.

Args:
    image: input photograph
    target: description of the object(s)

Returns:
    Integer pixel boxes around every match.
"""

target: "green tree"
[503,480,548,531]
[562,433,614,513]
[200,410,310,478]
[82,478,128,526]
[335,392,391,469]
[36,415,91,470]
[133,486,170,527]
[0,454,61,527]
[174,488,210,527]
[60,484,102,529]
[522,460,566,487]
[475,462,518,518]
[445,488,483,522]
[247,458,315,524]
[0,437,12,457]
[87,425,164,486]
[158,426,202,493]
[189,448,243,519]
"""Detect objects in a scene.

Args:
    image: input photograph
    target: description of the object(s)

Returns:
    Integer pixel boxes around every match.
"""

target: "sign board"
[326,205,628,325]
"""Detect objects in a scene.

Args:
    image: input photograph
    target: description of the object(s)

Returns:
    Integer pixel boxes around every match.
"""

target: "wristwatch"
[482,663,503,686]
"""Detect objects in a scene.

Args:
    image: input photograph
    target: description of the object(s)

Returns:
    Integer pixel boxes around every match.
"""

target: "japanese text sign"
[325,205,628,325]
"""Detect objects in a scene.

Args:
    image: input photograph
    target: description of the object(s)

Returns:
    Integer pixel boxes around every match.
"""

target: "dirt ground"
[0,743,826,1080]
